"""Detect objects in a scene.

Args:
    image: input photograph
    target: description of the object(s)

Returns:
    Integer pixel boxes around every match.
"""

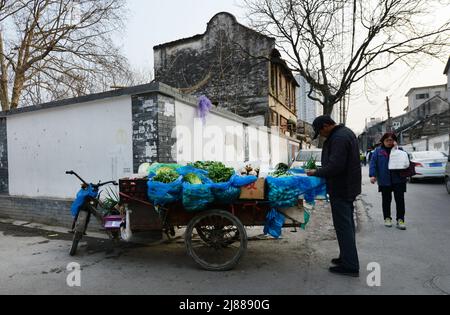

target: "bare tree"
[244,0,450,116]
[0,0,137,111]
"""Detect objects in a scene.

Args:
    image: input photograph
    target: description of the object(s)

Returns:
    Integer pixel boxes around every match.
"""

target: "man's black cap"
[312,116,336,139]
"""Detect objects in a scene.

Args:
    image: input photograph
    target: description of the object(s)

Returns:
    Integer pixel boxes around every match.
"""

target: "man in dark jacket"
[307,116,362,277]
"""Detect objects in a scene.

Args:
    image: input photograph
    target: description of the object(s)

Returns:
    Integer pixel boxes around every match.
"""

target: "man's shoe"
[397,220,407,230]
[329,266,360,278]
[384,218,393,228]
[331,258,342,265]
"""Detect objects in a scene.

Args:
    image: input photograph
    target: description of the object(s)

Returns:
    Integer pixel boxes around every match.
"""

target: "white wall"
[7,96,134,198]
[428,134,450,154]
[175,100,245,169]
[174,100,298,169]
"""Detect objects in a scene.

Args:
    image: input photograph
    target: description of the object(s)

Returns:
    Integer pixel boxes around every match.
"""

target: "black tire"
[409,177,416,183]
[69,210,88,256]
[69,233,82,256]
[186,210,247,271]
[445,177,450,195]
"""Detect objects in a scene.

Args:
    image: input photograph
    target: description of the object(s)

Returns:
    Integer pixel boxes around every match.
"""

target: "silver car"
[409,151,448,183]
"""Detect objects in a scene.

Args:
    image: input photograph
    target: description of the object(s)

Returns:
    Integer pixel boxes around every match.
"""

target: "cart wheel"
[186,210,247,271]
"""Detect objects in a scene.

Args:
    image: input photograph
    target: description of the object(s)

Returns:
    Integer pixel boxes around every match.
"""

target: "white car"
[445,148,450,194]
[291,149,322,169]
[409,151,448,182]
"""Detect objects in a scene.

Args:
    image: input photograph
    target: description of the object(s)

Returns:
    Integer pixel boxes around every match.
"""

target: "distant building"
[295,75,322,124]
[405,84,448,112]
[366,117,383,129]
[444,57,450,101]
[153,12,299,137]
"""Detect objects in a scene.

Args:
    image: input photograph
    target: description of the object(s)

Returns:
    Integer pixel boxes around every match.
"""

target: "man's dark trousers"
[330,197,360,271]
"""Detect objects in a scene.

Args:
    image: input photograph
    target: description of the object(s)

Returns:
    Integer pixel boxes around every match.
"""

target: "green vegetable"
[189,161,234,183]
[184,173,203,185]
[207,164,234,183]
[156,166,175,175]
[304,157,317,170]
[188,161,217,171]
[153,169,179,183]
[270,163,292,178]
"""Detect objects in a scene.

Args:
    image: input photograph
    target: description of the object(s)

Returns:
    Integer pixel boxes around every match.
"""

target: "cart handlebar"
[66,170,118,189]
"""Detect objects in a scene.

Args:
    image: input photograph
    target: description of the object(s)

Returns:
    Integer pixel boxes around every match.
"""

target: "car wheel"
[409,177,416,184]
[446,177,450,194]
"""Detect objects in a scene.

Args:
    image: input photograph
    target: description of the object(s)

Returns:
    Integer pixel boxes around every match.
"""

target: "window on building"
[280,116,288,133]
[271,110,279,126]
[416,93,429,100]
[274,66,279,97]
[279,72,283,99]
[271,64,276,94]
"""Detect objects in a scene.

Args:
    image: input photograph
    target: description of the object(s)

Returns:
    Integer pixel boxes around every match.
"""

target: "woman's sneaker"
[397,220,407,230]
[384,218,393,228]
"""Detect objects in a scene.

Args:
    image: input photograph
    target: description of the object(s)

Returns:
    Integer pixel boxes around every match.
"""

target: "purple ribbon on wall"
[198,95,212,124]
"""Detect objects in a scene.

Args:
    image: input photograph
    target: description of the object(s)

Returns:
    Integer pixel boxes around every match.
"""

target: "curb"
[0,218,109,239]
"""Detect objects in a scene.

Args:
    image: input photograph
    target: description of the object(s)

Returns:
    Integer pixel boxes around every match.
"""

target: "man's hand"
[370,177,377,184]
[307,170,317,177]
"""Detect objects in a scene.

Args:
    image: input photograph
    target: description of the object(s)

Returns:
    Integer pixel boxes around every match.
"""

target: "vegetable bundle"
[270,163,292,178]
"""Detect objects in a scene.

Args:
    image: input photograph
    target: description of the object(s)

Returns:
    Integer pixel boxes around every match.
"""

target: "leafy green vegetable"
[153,169,179,183]
[207,164,234,183]
[188,161,234,183]
[270,163,292,178]
[304,157,317,170]
[188,161,217,171]
[184,173,203,185]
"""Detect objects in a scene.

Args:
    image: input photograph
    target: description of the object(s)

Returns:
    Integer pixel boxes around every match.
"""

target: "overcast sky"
[120,0,450,133]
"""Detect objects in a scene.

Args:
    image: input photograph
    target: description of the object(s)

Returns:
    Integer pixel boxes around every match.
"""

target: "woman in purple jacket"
[370,133,407,230]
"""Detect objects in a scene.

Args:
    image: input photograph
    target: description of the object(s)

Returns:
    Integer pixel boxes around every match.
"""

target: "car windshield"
[296,151,322,162]
[412,151,446,160]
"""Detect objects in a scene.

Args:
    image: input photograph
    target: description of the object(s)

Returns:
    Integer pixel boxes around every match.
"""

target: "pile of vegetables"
[188,161,215,171]
[189,161,234,183]
[270,163,292,178]
[153,167,180,183]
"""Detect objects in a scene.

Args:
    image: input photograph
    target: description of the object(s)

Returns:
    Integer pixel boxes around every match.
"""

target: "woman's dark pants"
[380,184,406,221]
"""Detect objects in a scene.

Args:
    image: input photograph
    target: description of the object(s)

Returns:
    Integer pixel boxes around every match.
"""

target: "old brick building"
[153,12,299,136]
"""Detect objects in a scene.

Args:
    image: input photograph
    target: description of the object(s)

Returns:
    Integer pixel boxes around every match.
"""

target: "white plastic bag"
[389,147,410,170]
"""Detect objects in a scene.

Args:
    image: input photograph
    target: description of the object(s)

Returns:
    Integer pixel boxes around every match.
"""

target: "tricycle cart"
[118,178,304,271]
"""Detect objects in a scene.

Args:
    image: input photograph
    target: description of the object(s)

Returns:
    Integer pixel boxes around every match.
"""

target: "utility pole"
[386,96,392,132]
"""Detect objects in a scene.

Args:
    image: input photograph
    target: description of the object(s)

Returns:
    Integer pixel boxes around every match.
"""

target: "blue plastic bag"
[300,210,311,230]
[264,209,285,239]
[298,176,327,205]
[176,166,209,177]
[70,185,98,218]
[211,174,257,204]
[182,179,214,212]
[147,176,183,206]
[231,175,258,187]
[266,176,302,208]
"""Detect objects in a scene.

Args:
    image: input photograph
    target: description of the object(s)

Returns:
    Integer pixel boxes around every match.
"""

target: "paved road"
[1,168,449,295]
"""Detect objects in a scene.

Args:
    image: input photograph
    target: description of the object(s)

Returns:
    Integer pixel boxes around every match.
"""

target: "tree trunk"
[323,103,334,117]
[0,31,9,111]
[10,71,25,109]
